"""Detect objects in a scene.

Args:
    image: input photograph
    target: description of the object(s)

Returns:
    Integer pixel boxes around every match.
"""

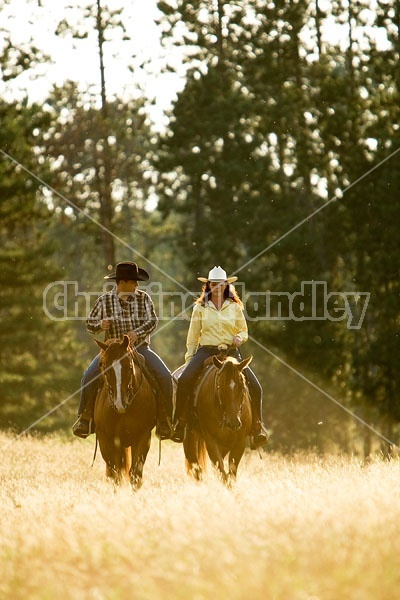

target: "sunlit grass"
[1,432,399,599]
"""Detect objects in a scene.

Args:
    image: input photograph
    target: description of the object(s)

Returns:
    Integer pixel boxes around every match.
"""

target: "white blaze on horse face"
[112,360,124,412]
[229,380,235,391]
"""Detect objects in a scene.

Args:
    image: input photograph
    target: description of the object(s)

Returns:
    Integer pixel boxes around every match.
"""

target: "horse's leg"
[203,435,228,483]
[227,441,246,484]
[106,462,121,485]
[129,432,151,490]
[123,447,132,484]
[183,428,206,481]
[99,439,124,485]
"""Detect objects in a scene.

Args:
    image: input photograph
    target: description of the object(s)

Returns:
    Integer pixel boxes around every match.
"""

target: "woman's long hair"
[196,283,243,308]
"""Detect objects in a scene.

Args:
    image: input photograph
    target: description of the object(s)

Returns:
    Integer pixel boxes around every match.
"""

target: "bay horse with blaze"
[183,354,253,485]
[94,334,156,489]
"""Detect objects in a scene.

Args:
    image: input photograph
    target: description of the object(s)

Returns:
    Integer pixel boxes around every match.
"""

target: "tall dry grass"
[0,431,399,599]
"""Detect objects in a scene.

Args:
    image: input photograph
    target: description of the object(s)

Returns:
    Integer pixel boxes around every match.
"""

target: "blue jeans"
[174,346,262,422]
[78,345,173,416]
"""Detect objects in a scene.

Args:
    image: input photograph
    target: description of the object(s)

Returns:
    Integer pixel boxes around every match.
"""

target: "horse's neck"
[129,352,141,384]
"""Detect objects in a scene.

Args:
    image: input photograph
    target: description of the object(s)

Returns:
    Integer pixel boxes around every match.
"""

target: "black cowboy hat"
[104,262,149,282]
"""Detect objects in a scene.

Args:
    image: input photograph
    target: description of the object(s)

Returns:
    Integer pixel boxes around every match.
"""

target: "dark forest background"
[1,0,399,456]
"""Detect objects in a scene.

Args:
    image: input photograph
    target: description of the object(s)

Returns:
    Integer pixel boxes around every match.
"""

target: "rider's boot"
[171,418,187,444]
[249,396,269,450]
[155,395,172,441]
[72,395,96,439]
[171,394,189,443]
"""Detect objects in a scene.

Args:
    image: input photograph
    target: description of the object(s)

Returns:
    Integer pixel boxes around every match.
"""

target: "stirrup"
[171,420,187,444]
[72,416,95,439]
[156,418,172,441]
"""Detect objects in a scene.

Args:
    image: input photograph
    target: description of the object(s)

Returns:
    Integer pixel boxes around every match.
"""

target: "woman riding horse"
[171,266,269,449]
[184,353,253,483]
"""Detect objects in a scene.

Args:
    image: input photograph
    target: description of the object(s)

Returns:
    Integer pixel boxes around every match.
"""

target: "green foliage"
[1,0,400,455]
[0,99,85,432]
[155,0,400,452]
[156,65,270,274]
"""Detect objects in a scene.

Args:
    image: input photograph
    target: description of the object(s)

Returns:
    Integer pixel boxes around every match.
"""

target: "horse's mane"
[99,338,146,373]
[217,359,248,389]
[219,356,238,366]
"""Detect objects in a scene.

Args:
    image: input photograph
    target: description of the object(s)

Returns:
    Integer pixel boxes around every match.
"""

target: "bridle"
[214,362,247,429]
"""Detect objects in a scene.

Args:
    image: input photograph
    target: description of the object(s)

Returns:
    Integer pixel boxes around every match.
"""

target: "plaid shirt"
[86,288,158,345]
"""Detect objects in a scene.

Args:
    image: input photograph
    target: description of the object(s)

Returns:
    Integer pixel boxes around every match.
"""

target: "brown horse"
[183,355,253,485]
[94,335,156,489]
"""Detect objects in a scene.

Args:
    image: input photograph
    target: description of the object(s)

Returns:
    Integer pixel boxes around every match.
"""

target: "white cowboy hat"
[197,266,238,284]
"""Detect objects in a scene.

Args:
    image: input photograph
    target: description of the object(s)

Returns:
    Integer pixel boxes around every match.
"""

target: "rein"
[214,369,224,408]
[214,363,246,428]
[125,354,144,408]
[91,435,99,467]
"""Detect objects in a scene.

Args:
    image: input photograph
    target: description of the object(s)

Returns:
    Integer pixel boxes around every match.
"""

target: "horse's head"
[212,355,252,431]
[95,335,138,414]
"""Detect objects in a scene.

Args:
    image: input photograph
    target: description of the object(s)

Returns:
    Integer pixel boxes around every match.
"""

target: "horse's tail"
[124,446,132,476]
[196,437,207,473]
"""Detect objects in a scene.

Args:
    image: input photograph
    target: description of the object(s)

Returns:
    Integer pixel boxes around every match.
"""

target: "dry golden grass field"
[1,431,400,600]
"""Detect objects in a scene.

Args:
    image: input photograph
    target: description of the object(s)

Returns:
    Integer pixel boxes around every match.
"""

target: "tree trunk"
[96,0,115,267]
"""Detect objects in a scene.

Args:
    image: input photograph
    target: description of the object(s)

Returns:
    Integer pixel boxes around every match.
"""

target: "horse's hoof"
[190,464,203,481]
[130,477,143,491]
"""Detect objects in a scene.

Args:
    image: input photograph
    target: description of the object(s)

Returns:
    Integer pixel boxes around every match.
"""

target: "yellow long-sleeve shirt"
[185,299,248,362]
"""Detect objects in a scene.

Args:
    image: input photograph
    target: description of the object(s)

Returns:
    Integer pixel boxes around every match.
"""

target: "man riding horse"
[72,261,173,441]
[171,266,269,449]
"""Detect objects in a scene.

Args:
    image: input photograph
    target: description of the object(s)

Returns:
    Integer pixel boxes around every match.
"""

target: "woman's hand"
[232,335,242,347]
[101,319,112,330]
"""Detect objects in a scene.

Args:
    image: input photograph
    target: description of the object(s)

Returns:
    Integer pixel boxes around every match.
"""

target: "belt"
[200,345,225,349]
[200,345,238,354]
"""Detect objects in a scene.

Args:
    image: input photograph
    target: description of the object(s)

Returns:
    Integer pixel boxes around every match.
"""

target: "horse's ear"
[95,339,108,352]
[238,356,252,371]
[213,356,224,369]
[122,334,130,349]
